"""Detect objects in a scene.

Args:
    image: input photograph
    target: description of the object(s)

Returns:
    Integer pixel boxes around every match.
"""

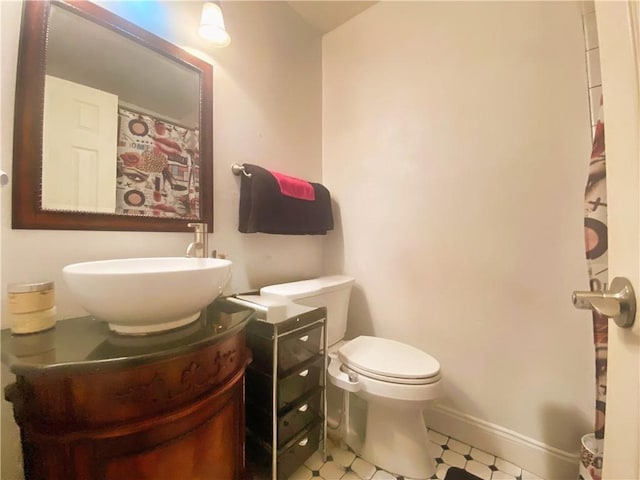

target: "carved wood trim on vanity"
[15,333,246,430]
[113,347,239,406]
[7,330,252,480]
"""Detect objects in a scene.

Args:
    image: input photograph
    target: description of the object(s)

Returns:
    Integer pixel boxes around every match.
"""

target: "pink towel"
[269,170,316,201]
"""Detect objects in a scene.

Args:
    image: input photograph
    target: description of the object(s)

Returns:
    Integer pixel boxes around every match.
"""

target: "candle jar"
[7,281,56,334]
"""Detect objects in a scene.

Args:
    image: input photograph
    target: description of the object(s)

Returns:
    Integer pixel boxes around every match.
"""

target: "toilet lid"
[338,336,440,384]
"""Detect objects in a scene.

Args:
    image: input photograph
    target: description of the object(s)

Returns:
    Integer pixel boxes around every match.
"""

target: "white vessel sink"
[63,257,232,335]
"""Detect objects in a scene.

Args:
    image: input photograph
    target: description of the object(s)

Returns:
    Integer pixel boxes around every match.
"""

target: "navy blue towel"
[238,164,334,235]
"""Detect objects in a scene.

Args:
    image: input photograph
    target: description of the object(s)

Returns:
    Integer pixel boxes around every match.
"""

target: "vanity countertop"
[1,297,255,376]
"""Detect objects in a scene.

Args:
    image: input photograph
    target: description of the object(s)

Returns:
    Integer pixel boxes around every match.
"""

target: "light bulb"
[199,2,231,47]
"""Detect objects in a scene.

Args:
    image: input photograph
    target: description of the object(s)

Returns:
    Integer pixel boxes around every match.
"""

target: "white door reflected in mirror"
[42,75,118,213]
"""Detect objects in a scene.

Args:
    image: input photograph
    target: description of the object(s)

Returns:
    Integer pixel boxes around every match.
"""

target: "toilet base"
[352,397,437,479]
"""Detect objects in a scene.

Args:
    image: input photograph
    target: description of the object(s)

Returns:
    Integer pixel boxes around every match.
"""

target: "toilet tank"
[260,275,355,348]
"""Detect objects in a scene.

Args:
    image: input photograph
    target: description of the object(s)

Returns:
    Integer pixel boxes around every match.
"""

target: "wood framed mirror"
[12,0,213,232]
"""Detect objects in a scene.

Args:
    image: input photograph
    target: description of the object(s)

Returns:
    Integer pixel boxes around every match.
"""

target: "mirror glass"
[12,0,213,231]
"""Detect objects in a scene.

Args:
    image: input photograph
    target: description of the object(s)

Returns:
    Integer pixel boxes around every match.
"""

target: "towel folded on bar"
[269,170,315,201]
[238,163,334,235]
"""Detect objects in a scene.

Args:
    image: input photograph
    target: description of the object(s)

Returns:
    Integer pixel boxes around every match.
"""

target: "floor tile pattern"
[288,429,544,480]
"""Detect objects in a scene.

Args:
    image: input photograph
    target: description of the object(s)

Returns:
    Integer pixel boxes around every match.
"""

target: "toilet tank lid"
[260,275,354,300]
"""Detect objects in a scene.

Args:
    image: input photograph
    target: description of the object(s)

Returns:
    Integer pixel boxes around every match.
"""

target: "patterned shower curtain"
[581,96,607,480]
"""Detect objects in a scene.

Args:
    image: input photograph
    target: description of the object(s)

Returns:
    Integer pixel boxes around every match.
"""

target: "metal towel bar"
[231,164,252,178]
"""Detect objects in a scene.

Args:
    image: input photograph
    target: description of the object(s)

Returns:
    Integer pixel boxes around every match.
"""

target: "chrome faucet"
[186,223,208,258]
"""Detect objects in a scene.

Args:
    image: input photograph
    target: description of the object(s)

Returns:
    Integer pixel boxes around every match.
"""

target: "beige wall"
[322,1,594,476]
[2,0,602,478]
[1,2,323,478]
[1,0,324,324]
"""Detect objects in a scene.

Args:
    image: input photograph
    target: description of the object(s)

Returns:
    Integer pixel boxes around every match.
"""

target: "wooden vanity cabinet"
[2,299,254,480]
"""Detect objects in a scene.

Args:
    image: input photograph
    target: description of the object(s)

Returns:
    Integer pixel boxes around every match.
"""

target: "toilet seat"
[338,336,441,385]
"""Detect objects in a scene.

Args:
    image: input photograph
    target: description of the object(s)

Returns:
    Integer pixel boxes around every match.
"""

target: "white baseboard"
[425,404,580,479]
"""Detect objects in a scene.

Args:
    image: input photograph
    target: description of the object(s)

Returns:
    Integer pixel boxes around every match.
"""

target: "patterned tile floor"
[288,429,544,480]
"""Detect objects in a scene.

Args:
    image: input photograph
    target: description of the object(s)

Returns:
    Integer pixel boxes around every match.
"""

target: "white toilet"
[260,275,443,479]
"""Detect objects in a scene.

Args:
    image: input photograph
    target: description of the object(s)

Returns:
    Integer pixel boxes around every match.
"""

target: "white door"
[42,75,118,213]
[596,2,640,478]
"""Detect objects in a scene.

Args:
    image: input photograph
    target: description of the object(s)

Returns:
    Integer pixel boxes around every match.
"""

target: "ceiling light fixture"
[199,1,231,47]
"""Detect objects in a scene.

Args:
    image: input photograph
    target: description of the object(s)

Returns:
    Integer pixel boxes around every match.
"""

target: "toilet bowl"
[260,276,443,479]
[328,336,442,479]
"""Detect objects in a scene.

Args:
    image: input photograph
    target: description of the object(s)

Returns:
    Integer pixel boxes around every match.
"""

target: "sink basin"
[63,257,232,335]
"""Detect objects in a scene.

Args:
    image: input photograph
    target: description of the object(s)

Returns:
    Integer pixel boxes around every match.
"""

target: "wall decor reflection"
[116,108,200,219]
